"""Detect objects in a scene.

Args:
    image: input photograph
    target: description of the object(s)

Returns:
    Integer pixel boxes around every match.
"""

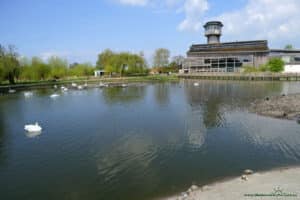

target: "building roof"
[188,40,269,54]
[270,49,300,54]
[204,21,223,28]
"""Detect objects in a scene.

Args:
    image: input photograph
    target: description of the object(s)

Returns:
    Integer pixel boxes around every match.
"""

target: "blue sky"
[1,0,299,64]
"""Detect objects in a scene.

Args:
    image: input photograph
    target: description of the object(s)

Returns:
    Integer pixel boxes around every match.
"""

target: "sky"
[1,0,299,64]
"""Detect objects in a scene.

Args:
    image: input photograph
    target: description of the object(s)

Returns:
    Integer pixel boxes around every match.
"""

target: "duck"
[24,122,42,132]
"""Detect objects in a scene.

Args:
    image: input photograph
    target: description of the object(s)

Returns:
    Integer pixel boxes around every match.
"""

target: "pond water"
[1,80,300,200]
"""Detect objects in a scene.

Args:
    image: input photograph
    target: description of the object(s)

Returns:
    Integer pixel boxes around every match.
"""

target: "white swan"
[77,85,83,90]
[24,122,42,132]
[121,84,128,87]
[194,82,200,86]
[24,91,33,98]
[61,86,68,91]
[71,83,77,87]
[50,93,60,98]
[99,82,105,87]
[8,89,16,93]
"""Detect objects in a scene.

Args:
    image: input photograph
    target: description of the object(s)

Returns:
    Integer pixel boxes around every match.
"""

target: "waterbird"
[24,122,42,133]
[50,93,60,98]
[8,88,16,93]
[24,91,33,98]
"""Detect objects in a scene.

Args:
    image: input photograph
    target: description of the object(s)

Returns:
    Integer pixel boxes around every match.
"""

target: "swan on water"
[72,83,77,87]
[61,86,68,91]
[8,89,16,93]
[24,91,33,97]
[24,122,42,132]
[77,85,83,90]
[50,93,60,98]
[194,82,199,86]
[54,85,58,89]
[121,84,128,87]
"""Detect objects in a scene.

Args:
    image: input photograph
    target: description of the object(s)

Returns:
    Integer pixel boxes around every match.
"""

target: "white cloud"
[177,0,209,32]
[212,0,300,46]
[115,0,300,46]
[116,0,209,31]
[117,0,148,6]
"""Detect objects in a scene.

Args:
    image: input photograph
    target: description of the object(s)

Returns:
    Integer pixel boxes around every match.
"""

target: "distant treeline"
[0,44,184,84]
[0,45,95,84]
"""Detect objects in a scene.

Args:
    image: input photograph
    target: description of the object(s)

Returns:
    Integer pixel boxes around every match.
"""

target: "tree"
[31,57,50,80]
[48,56,68,79]
[153,48,170,67]
[284,44,294,50]
[96,49,148,76]
[68,63,94,77]
[0,44,20,84]
[0,60,3,82]
[268,57,284,72]
[96,49,114,70]
[172,55,185,67]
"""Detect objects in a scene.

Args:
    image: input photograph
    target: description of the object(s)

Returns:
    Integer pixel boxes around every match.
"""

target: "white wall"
[284,65,300,73]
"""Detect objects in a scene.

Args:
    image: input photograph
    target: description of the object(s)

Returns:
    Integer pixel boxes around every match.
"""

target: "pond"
[0,80,300,200]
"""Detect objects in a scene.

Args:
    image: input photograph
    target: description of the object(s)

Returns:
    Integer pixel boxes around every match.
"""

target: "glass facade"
[186,55,253,72]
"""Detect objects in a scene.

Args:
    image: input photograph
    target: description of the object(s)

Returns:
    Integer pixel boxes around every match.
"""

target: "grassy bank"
[0,75,179,91]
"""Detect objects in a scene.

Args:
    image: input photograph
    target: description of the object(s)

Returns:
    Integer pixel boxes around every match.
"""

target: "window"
[282,56,291,63]
[294,56,300,62]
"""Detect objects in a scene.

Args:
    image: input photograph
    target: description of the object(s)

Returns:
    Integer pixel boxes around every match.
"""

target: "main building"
[183,21,300,73]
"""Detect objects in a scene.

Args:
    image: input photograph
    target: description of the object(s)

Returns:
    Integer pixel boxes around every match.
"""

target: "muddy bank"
[161,167,300,200]
[250,93,300,122]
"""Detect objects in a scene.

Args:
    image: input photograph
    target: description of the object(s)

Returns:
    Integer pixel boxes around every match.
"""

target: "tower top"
[204,21,223,44]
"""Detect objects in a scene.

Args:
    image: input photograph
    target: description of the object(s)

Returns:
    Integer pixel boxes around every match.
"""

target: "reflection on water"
[25,131,42,138]
[102,85,146,105]
[185,107,206,148]
[154,84,170,106]
[0,80,300,200]
[0,112,6,166]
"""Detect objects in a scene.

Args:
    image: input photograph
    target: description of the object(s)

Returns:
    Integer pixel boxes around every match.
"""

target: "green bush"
[258,64,269,72]
[242,66,259,73]
[267,58,284,72]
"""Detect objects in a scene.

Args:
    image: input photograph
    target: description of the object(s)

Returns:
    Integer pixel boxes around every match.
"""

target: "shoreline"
[160,166,300,200]
[0,75,179,92]
[250,93,300,122]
